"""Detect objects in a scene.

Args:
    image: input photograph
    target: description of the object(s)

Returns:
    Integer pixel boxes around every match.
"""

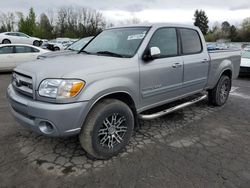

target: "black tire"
[33,40,40,46]
[208,75,231,106]
[2,39,11,44]
[54,47,60,51]
[79,99,134,159]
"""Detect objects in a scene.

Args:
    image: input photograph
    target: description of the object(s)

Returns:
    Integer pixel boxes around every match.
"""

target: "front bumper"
[7,84,89,137]
[240,66,250,75]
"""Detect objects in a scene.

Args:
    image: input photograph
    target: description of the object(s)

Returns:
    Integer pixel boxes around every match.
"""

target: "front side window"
[148,28,178,57]
[83,27,150,58]
[0,46,14,54]
[180,28,202,55]
[6,33,16,36]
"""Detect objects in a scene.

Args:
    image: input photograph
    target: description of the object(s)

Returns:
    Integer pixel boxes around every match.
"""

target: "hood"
[14,53,135,88]
[38,50,77,59]
[32,37,41,41]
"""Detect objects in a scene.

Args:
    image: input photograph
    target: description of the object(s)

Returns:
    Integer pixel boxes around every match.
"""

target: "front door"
[139,27,184,110]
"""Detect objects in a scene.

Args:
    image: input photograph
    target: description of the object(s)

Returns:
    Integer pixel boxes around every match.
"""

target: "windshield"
[83,27,150,58]
[242,50,250,59]
[68,37,93,51]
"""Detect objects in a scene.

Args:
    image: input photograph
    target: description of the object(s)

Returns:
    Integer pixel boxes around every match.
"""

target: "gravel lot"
[0,73,250,188]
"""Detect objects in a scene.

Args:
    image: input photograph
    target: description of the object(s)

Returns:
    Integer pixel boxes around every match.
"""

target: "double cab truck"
[7,23,241,159]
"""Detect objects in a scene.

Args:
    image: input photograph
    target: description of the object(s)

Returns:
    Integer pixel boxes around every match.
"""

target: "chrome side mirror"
[149,47,161,58]
[143,47,161,61]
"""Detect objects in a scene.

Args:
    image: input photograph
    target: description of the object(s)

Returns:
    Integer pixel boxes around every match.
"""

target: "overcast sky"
[1,0,250,26]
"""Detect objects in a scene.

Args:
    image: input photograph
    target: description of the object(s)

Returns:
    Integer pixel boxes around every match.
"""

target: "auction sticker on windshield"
[127,33,146,40]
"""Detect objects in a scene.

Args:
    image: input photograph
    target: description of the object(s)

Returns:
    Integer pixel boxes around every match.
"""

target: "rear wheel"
[208,75,231,106]
[79,99,134,159]
[2,39,11,44]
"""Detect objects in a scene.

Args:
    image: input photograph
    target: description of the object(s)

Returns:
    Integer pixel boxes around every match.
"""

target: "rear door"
[140,27,184,109]
[13,46,39,66]
[0,46,15,70]
[179,28,209,94]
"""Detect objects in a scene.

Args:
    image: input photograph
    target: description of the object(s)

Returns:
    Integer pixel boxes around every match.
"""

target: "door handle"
[202,59,209,63]
[172,63,182,68]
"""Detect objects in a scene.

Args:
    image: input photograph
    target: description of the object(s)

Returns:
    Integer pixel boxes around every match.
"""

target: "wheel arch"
[220,69,232,79]
[2,39,11,44]
[81,91,138,130]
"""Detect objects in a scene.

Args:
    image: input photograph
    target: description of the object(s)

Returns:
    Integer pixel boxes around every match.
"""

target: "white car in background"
[240,49,250,75]
[0,44,49,72]
[0,32,42,46]
[48,39,73,51]
[38,36,94,59]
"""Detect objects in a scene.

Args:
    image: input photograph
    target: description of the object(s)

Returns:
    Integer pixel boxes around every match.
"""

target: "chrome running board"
[139,95,207,120]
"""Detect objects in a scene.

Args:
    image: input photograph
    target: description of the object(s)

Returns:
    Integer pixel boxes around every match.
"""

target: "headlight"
[38,79,85,99]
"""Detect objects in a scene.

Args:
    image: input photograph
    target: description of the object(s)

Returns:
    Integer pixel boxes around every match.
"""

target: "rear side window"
[180,28,202,55]
[148,28,178,57]
[0,46,14,54]
[15,46,39,53]
[17,33,28,37]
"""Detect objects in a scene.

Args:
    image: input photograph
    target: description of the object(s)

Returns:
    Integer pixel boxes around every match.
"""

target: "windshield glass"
[83,27,150,58]
[68,37,93,51]
[242,50,250,59]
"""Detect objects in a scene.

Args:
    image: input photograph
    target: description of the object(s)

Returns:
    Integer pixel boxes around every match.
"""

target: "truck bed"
[206,49,241,89]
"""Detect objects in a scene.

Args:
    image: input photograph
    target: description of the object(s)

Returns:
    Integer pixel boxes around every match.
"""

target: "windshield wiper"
[67,48,76,51]
[79,50,91,54]
[96,51,125,58]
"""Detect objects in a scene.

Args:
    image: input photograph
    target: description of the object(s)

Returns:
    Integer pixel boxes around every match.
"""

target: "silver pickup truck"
[7,23,241,159]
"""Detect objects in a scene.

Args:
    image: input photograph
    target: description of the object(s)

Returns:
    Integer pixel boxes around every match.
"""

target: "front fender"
[78,77,139,108]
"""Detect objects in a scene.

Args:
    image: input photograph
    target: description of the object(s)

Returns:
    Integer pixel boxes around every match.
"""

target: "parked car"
[7,23,241,159]
[240,49,250,75]
[0,32,42,46]
[47,40,64,51]
[40,42,55,51]
[0,44,49,72]
[38,36,94,59]
[207,43,219,51]
[48,39,74,51]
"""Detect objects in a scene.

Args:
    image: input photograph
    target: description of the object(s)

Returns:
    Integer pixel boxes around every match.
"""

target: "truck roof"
[108,23,199,30]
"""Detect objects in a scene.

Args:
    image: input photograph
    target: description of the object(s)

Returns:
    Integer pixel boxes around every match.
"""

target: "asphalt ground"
[0,73,250,188]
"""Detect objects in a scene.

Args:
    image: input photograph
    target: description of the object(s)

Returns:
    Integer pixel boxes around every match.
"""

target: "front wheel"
[79,99,134,159]
[208,75,231,106]
[33,40,40,46]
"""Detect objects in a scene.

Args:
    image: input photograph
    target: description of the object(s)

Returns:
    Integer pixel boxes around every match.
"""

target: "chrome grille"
[12,72,33,98]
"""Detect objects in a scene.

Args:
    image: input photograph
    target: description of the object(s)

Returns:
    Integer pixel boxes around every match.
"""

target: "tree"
[229,25,238,42]
[221,21,231,39]
[35,13,54,39]
[55,7,106,38]
[18,7,37,36]
[241,17,250,42]
[6,6,107,39]
[0,12,15,32]
[194,9,209,35]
